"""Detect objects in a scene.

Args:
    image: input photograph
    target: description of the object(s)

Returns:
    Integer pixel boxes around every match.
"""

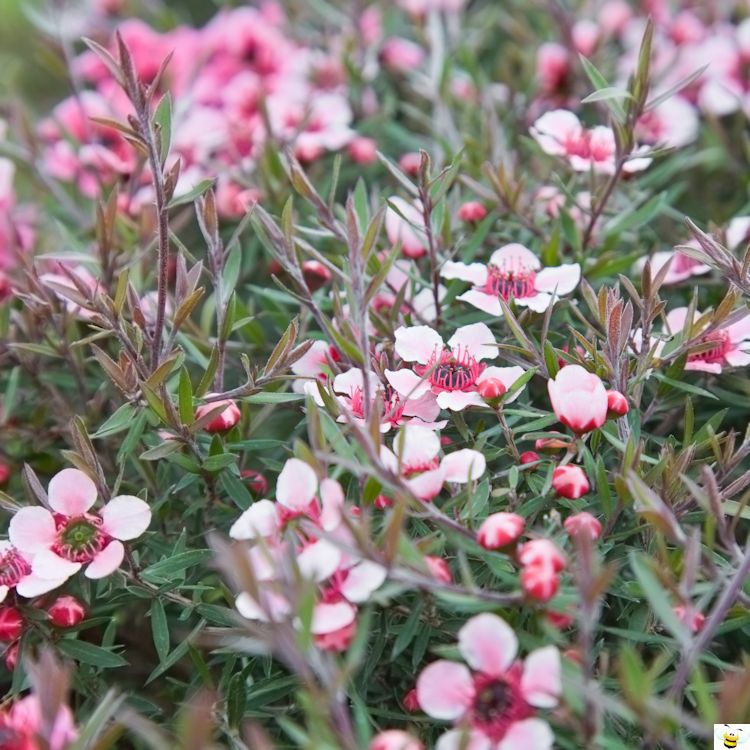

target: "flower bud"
[4,642,18,670]
[521,563,559,602]
[302,260,332,292]
[548,365,608,434]
[477,377,507,404]
[347,137,378,165]
[398,152,421,177]
[370,730,423,750]
[518,539,566,572]
[47,595,86,628]
[534,434,570,452]
[457,201,487,223]
[519,451,540,465]
[477,512,525,550]
[564,511,602,540]
[0,607,23,641]
[402,688,420,712]
[545,610,574,629]
[424,555,452,583]
[0,461,9,484]
[195,398,241,433]
[241,470,269,496]
[673,604,705,633]
[374,494,393,510]
[606,389,629,418]
[552,465,590,499]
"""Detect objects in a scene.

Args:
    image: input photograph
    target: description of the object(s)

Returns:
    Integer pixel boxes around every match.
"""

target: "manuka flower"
[416,613,561,749]
[8,468,151,591]
[441,244,580,315]
[387,322,526,411]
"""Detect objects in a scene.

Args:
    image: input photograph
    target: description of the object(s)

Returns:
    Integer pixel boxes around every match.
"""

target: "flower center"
[417,347,485,392]
[469,668,534,742]
[689,330,730,364]
[53,514,108,563]
[483,264,536,300]
[403,457,441,479]
[0,547,31,587]
[348,387,406,426]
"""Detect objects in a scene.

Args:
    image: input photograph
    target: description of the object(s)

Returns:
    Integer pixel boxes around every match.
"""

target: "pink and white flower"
[547,365,608,434]
[552,465,591,500]
[387,323,526,412]
[442,244,580,315]
[531,110,652,174]
[386,197,429,259]
[635,240,711,285]
[370,730,423,750]
[381,425,486,501]
[372,257,446,322]
[8,468,151,592]
[416,613,560,749]
[635,97,699,150]
[477,513,525,550]
[663,307,750,374]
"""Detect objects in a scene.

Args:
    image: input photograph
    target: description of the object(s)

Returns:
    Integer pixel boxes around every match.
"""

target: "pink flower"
[536,43,570,94]
[386,197,428,259]
[635,97,699,149]
[372,257,446,322]
[195,398,241,433]
[0,695,77,750]
[425,555,453,583]
[458,201,488,223]
[518,540,565,603]
[636,241,711,285]
[552,465,590,500]
[348,137,378,164]
[387,322,526,411]
[442,244,580,315]
[0,542,45,602]
[531,110,652,174]
[548,365,608,434]
[8,468,151,592]
[519,451,540,466]
[563,512,602,540]
[380,38,425,72]
[664,307,750,374]
[572,20,600,56]
[381,425,486,500]
[290,339,339,392]
[606,390,629,417]
[370,731,423,750]
[477,513,525,550]
[726,216,750,250]
[416,613,560,749]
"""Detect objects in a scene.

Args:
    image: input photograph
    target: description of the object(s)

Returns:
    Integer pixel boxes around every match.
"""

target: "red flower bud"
[195,398,241,433]
[4,641,18,670]
[402,688,421,712]
[518,539,566,572]
[521,563,559,602]
[477,377,507,403]
[398,152,421,176]
[519,451,540,465]
[606,389,629,417]
[0,607,23,641]
[424,555,452,583]
[241,470,269,496]
[552,465,590,499]
[302,260,332,292]
[545,610,574,629]
[673,604,705,633]
[0,461,10,484]
[457,201,487,223]
[347,136,378,165]
[374,494,393,510]
[564,511,602,540]
[477,512,525,550]
[47,596,86,628]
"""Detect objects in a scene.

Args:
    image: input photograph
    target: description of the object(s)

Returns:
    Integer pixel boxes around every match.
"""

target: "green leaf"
[153,93,172,164]
[150,599,170,662]
[92,403,137,439]
[178,367,193,425]
[169,179,215,208]
[57,638,129,668]
[141,550,213,581]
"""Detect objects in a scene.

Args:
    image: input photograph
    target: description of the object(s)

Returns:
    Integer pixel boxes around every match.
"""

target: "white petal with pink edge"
[457,289,503,316]
[516,292,554,313]
[497,718,554,750]
[458,613,518,677]
[664,307,692,335]
[9,507,57,553]
[435,729,492,750]
[16,574,69,598]
[384,368,430,398]
[534,263,581,295]
[394,424,441,466]
[310,601,356,634]
[489,244,542,272]
[319,478,345,531]
[85,540,125,579]
[416,660,475,720]
[436,390,486,411]
[530,109,583,156]
[441,260,488,285]
[230,500,279,540]
[521,646,561,708]
[48,468,98,516]
[407,468,446,500]
[448,322,497,361]
[726,313,750,342]
[297,539,342,582]
[394,325,443,365]
[100,495,151,540]
[276,458,318,510]
[441,450,486,484]
[291,340,330,378]
[340,561,386,603]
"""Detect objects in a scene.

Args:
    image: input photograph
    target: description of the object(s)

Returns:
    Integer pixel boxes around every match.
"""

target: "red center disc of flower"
[52,514,109,563]
[0,548,31,587]
[469,666,534,742]
[417,347,486,392]
[689,330,730,364]
[483,264,536,300]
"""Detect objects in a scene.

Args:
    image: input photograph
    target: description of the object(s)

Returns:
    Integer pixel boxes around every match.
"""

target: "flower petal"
[16,574,68,598]
[9,507,56,553]
[457,289,503,316]
[230,500,279,540]
[48,468,98,516]
[516,292,553,313]
[32,550,82,579]
[436,390,485,411]
[458,613,518,677]
[489,243,542,272]
[276,458,318,510]
[448,322,497,361]
[440,450,486,483]
[394,425,441,467]
[436,729,492,750]
[85,540,125,579]
[534,263,581,295]
[385,368,430,398]
[340,561,386,603]
[297,539,341,582]
[497,719,554,750]
[478,366,527,403]
[521,646,561,708]
[100,495,151,540]
[416,660,475,720]
[407,468,446,500]
[441,261,488,285]
[394,325,443,365]
[310,601,356,634]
